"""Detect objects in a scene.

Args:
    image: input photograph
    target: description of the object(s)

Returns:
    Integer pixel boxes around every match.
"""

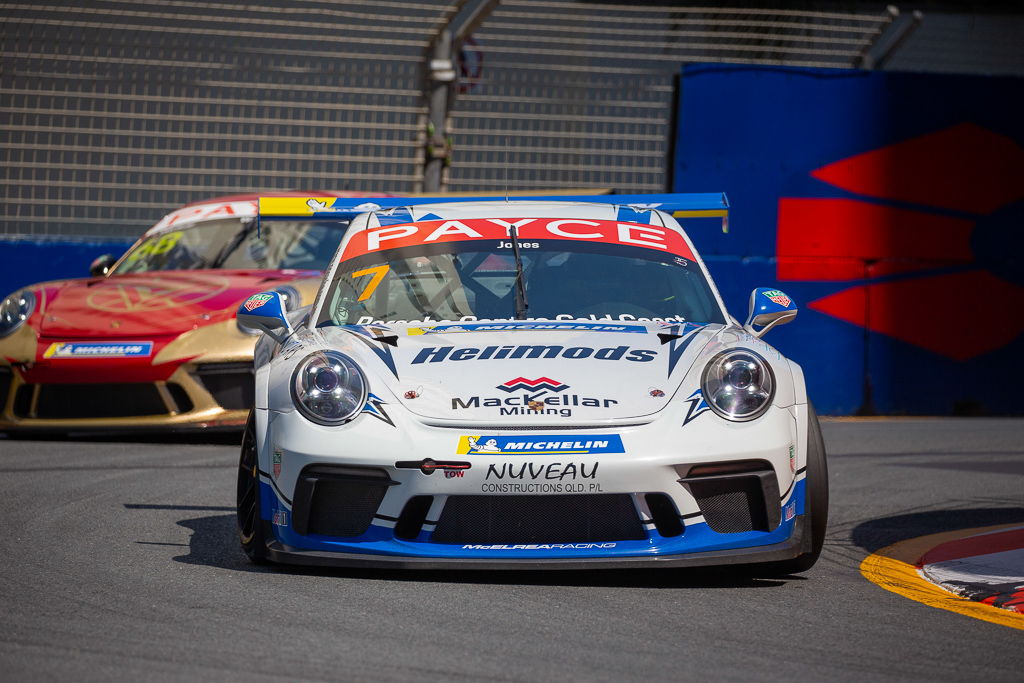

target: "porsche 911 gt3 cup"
[0,191,393,433]
[235,194,827,572]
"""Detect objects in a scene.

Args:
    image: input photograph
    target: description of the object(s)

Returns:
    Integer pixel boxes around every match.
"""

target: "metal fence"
[0,0,460,238]
[444,0,899,193]
[2,1,901,239]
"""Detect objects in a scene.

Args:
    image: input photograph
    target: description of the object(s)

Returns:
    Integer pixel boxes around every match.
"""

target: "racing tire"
[758,402,829,575]
[236,409,268,564]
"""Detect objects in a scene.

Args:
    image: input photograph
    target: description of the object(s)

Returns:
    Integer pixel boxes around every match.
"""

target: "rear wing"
[257,192,730,232]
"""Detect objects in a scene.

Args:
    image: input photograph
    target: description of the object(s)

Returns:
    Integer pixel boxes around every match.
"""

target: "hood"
[324,321,726,424]
[36,269,319,338]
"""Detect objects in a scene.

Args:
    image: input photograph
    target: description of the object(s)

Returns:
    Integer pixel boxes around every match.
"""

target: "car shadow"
[3,430,242,446]
[850,506,1024,554]
[161,510,797,589]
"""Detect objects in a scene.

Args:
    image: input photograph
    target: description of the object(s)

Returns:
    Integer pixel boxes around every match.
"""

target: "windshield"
[318,240,725,326]
[112,218,351,274]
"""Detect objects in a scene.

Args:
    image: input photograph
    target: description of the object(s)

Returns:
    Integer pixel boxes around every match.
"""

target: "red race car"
[0,191,392,433]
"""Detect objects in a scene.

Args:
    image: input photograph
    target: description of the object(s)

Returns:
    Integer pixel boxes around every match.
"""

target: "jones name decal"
[458,434,624,455]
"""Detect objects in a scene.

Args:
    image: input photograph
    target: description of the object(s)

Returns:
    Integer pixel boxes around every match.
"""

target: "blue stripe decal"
[261,479,806,559]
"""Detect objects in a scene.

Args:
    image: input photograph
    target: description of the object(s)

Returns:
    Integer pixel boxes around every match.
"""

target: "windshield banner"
[340,218,697,261]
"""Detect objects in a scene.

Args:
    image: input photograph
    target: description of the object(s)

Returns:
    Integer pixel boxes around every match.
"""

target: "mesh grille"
[431,494,646,545]
[194,363,254,411]
[306,480,388,538]
[688,477,767,533]
[0,368,11,413]
[28,383,168,419]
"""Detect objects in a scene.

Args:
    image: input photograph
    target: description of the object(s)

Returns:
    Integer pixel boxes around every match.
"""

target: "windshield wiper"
[209,218,258,269]
[509,225,529,319]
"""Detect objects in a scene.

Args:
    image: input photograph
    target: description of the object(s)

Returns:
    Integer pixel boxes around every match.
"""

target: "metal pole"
[422,0,500,193]
[423,28,455,193]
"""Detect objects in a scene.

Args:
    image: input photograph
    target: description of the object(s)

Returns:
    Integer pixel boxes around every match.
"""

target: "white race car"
[235,194,827,572]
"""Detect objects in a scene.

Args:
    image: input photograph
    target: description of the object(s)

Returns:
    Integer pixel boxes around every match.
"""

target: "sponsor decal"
[243,293,274,311]
[365,315,685,326]
[86,277,229,312]
[789,444,796,473]
[272,509,289,527]
[498,376,569,393]
[682,388,712,425]
[272,449,282,479]
[413,344,657,365]
[462,543,617,550]
[481,481,606,491]
[340,217,697,261]
[649,388,665,397]
[784,500,796,522]
[763,289,792,307]
[484,461,599,481]
[361,393,394,427]
[451,391,619,418]
[43,341,153,359]
[408,321,649,335]
[458,435,624,455]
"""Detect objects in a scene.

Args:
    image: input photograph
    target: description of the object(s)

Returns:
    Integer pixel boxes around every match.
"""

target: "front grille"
[683,464,780,533]
[25,383,169,419]
[431,494,647,545]
[0,367,11,413]
[193,363,254,410]
[645,493,684,537]
[291,465,394,538]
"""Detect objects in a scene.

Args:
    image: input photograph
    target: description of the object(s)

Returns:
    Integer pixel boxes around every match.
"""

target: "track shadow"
[166,510,798,588]
[851,507,1024,554]
[2,430,242,446]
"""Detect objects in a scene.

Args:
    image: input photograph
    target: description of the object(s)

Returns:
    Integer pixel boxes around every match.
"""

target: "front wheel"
[236,409,267,564]
[759,402,829,575]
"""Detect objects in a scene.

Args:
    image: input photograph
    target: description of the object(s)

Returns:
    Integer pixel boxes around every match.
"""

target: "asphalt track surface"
[1,419,1022,682]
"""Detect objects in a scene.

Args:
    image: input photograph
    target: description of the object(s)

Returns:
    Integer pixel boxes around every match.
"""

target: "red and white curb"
[917,525,1024,614]
[861,524,1024,630]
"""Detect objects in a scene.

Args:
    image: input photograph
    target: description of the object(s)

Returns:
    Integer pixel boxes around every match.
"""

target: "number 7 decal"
[352,265,390,301]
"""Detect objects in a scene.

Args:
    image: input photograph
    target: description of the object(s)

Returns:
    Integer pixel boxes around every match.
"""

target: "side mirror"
[744,287,797,338]
[89,254,117,277]
[236,291,293,345]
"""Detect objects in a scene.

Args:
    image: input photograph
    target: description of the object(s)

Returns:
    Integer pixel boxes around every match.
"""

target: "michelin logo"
[458,434,624,455]
[44,341,154,359]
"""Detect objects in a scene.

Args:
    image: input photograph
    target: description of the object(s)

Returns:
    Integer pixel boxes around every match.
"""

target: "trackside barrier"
[674,64,1024,415]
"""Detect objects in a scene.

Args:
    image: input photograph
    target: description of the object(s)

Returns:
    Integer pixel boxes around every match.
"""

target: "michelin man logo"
[467,436,501,453]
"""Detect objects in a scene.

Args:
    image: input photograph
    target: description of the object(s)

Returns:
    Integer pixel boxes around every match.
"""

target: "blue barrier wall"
[0,240,133,301]
[675,64,1024,415]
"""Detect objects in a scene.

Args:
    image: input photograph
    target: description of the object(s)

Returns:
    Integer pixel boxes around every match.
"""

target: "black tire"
[759,402,829,575]
[236,409,268,564]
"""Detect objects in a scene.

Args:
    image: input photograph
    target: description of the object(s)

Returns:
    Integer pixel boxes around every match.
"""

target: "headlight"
[237,285,300,335]
[0,289,36,338]
[291,351,366,425]
[701,349,775,421]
